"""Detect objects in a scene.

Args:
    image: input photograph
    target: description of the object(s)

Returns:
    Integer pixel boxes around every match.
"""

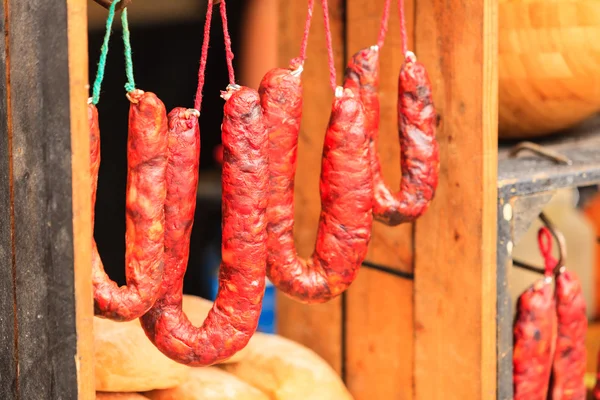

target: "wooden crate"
[0,0,500,398]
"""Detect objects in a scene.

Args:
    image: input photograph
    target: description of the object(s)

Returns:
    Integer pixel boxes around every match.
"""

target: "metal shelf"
[496,115,600,400]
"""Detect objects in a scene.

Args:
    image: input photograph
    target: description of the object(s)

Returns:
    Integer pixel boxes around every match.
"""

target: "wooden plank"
[0,1,17,397]
[275,0,345,374]
[7,0,93,397]
[345,270,414,400]
[68,0,95,398]
[413,0,499,399]
[347,0,415,274]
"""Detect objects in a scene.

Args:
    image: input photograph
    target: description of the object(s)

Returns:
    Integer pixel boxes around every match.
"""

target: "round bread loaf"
[95,295,247,392]
[144,367,269,400]
[220,333,353,400]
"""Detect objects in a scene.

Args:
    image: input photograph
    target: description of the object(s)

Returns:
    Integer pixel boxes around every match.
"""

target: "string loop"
[91,0,121,105]
[377,0,392,49]
[121,8,136,93]
[194,0,214,111]
[320,0,337,92]
[291,0,315,69]
[398,0,408,56]
[219,0,236,85]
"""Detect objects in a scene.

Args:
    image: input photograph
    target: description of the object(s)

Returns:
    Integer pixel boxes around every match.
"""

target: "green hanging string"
[91,0,121,105]
[121,9,136,93]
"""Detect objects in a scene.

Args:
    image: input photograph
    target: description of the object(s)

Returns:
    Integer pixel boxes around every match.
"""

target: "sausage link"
[550,270,587,400]
[513,279,557,400]
[343,47,439,226]
[261,68,372,304]
[141,86,269,366]
[92,90,169,321]
[89,104,101,226]
[594,350,600,399]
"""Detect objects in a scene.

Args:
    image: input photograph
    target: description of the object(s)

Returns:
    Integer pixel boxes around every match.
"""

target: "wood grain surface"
[414,0,499,399]
[0,0,94,398]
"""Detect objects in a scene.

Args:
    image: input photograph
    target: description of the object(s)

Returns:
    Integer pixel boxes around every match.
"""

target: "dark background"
[90,1,248,298]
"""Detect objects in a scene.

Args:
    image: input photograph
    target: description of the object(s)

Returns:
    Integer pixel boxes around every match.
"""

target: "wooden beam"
[344,0,415,398]
[0,0,17,396]
[1,0,94,397]
[413,0,498,399]
[275,0,345,375]
[69,0,95,398]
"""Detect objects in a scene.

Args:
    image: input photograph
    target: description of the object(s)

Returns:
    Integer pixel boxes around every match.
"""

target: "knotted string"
[295,0,315,67]
[219,0,236,85]
[377,0,392,49]
[538,227,557,277]
[194,0,214,111]
[91,0,121,105]
[121,8,136,93]
[320,0,337,91]
[397,0,408,56]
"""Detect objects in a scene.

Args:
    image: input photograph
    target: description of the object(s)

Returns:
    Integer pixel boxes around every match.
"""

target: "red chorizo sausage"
[92,89,169,321]
[549,269,587,400]
[140,86,269,365]
[513,277,557,400]
[343,48,439,226]
[261,68,373,304]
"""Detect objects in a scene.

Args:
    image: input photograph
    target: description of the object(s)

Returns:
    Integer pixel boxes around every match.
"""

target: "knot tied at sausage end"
[91,91,169,322]
[261,67,373,305]
[141,87,270,366]
[343,46,440,227]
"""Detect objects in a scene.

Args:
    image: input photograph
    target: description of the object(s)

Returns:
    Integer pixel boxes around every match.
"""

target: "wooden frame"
[277,0,498,399]
[0,0,94,398]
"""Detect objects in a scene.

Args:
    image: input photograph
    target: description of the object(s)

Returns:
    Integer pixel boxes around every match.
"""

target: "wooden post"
[0,0,94,398]
[413,1,498,399]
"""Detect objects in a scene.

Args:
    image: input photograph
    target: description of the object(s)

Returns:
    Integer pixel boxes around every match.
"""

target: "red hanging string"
[377,0,392,49]
[320,0,337,91]
[194,1,214,111]
[219,0,236,85]
[538,227,557,277]
[296,0,315,66]
[397,0,408,56]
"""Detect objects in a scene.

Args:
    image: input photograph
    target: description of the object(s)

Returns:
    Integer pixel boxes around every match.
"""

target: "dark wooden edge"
[6,0,92,397]
[0,0,18,397]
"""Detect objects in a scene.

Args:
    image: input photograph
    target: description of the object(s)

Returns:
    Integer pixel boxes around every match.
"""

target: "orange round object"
[499,0,600,139]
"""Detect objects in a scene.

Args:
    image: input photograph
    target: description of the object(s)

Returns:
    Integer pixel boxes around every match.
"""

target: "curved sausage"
[513,278,557,399]
[140,86,269,366]
[261,67,372,304]
[92,89,169,321]
[343,47,439,226]
[550,269,587,400]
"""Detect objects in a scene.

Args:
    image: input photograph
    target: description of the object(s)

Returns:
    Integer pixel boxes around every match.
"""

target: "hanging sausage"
[140,0,270,366]
[343,0,439,226]
[260,0,373,304]
[89,0,168,321]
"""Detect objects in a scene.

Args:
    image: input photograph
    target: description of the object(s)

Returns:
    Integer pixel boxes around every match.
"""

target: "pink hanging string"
[377,0,392,49]
[320,0,337,91]
[294,0,316,67]
[219,0,236,85]
[538,227,557,277]
[194,1,214,111]
[397,0,408,56]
